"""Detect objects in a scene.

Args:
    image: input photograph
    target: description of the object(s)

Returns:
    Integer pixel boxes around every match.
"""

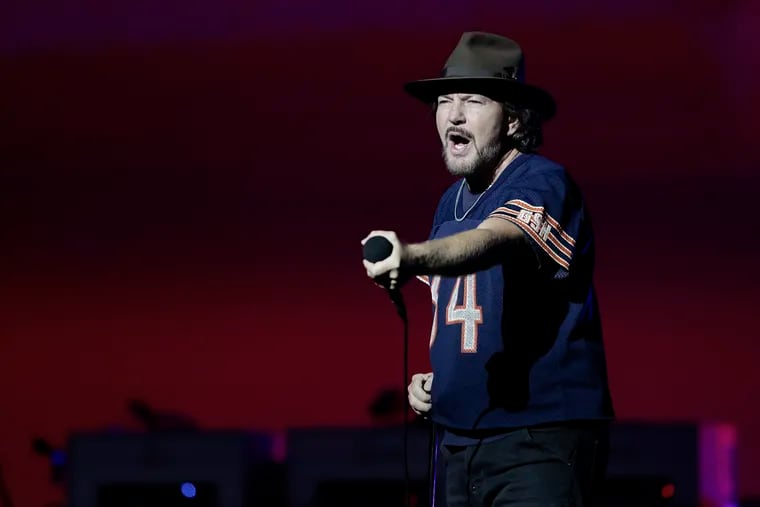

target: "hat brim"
[403,77,557,120]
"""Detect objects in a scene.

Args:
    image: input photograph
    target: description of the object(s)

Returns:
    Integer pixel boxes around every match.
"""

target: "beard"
[442,135,508,179]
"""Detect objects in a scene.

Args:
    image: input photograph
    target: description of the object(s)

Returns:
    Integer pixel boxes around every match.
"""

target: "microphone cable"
[362,236,438,507]
[401,305,411,507]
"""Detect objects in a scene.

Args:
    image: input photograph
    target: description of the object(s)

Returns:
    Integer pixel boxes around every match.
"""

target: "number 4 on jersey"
[429,274,483,353]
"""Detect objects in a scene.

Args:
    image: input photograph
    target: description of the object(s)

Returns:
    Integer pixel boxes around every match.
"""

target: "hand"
[408,372,433,416]
[361,230,406,290]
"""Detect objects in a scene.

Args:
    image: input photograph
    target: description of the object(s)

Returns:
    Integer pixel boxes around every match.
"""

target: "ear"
[506,115,520,136]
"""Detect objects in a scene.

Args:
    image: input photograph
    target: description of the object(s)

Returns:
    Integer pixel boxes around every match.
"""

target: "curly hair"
[502,102,544,153]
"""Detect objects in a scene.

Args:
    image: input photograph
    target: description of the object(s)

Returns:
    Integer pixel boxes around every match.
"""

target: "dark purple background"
[2,1,759,505]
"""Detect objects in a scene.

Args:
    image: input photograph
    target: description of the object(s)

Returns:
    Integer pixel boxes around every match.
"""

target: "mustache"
[446,127,473,140]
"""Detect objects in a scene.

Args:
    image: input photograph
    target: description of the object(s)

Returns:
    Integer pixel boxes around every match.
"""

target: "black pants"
[441,422,609,507]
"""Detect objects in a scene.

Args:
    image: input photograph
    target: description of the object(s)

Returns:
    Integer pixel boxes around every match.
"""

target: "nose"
[447,101,465,125]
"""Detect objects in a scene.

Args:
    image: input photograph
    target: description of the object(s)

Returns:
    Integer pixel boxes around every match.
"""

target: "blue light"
[51,450,66,466]
[180,482,196,498]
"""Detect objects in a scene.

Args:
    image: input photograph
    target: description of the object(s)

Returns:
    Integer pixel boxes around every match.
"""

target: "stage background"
[1,1,759,505]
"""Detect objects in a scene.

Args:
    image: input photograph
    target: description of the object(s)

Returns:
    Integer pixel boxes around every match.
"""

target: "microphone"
[363,235,414,507]
[363,236,407,320]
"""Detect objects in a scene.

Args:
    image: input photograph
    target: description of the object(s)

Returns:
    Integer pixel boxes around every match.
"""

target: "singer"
[362,32,614,507]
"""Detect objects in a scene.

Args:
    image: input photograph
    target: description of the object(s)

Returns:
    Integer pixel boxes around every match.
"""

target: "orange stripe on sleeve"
[506,199,576,246]
[488,214,570,270]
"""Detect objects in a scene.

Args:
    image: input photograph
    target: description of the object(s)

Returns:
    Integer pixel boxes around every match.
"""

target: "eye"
[437,97,452,105]
[467,99,483,105]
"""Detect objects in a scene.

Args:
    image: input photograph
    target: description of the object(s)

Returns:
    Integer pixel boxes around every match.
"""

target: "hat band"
[442,65,521,81]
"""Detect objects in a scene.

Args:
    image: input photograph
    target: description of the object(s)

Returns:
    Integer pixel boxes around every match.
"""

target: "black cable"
[395,293,439,507]
[402,311,410,507]
[427,421,438,507]
[361,237,416,507]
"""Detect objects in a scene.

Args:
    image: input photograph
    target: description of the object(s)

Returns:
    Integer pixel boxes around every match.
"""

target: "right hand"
[361,230,407,291]
[408,372,433,415]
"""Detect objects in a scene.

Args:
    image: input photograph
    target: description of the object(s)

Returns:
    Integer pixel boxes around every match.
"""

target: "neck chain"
[453,150,520,222]
[454,179,491,222]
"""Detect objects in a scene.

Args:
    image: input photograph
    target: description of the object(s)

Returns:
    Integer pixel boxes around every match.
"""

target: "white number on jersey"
[429,274,483,353]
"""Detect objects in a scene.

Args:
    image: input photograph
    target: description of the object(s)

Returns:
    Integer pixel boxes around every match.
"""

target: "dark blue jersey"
[421,153,614,435]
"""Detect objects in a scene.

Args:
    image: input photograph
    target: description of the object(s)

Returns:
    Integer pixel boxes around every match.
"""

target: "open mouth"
[447,132,472,155]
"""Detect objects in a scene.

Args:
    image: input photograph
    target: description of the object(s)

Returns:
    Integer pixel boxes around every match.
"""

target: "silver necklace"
[453,152,520,221]
[454,179,491,222]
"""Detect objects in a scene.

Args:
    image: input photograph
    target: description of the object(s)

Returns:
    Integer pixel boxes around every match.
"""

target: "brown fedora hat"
[404,32,557,119]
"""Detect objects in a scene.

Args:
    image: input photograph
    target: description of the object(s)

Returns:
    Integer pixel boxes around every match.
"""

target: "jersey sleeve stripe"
[547,233,573,258]
[488,213,570,270]
[416,275,431,286]
[492,207,573,259]
[506,199,576,246]
[489,201,576,270]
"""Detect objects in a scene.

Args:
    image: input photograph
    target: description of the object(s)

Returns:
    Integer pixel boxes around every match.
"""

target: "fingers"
[362,230,405,290]
[409,396,431,415]
[361,230,395,245]
[408,373,433,415]
[363,260,400,281]
[409,374,430,401]
[363,259,392,276]
[422,373,433,393]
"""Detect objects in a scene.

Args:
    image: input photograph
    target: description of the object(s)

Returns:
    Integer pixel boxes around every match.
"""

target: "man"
[362,32,614,506]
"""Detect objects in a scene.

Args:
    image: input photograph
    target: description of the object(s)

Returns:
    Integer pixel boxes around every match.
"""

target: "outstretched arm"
[362,216,538,287]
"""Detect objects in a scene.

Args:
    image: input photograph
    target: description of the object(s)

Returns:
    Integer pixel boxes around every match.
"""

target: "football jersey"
[422,152,614,434]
